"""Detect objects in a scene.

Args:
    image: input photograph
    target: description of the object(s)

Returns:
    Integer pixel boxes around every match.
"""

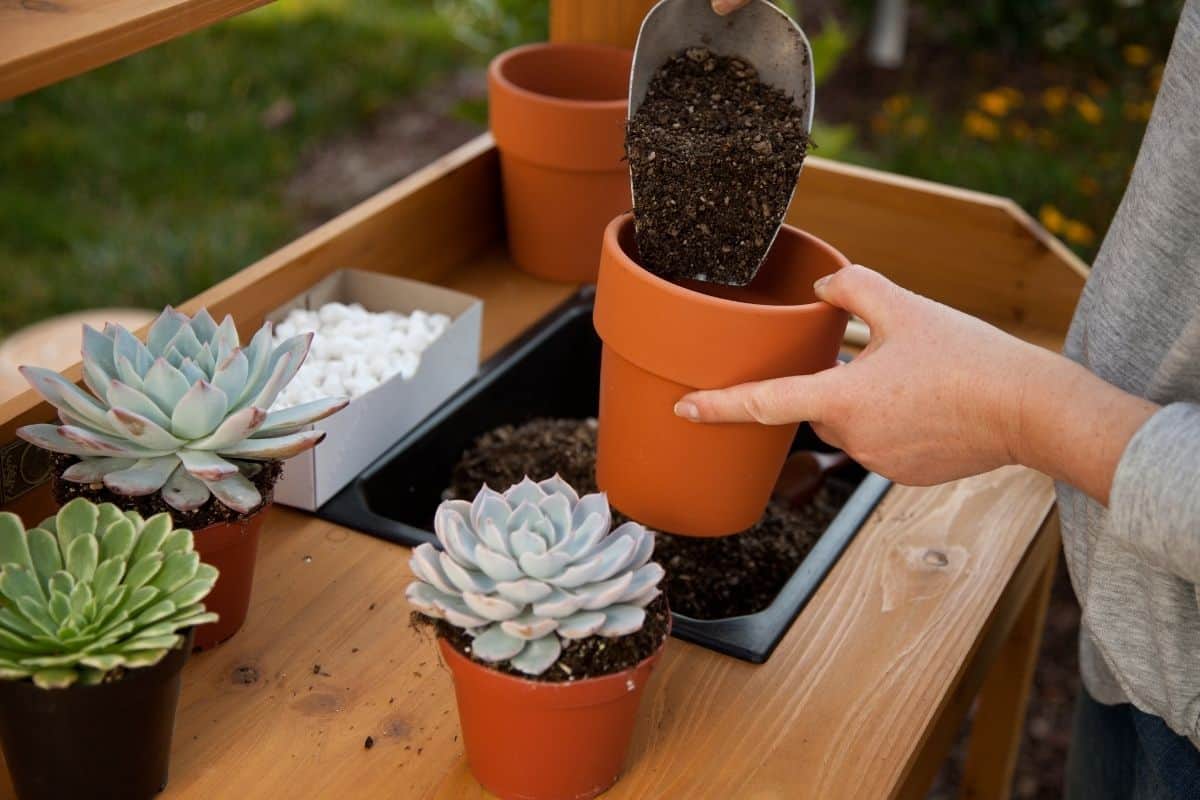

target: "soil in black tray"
[419,594,670,683]
[446,418,854,620]
[51,453,283,528]
[626,47,809,286]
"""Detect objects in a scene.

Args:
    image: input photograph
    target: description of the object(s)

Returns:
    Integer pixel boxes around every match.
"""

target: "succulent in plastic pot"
[0,498,218,800]
[0,497,217,688]
[17,306,347,515]
[407,475,664,676]
[407,476,668,800]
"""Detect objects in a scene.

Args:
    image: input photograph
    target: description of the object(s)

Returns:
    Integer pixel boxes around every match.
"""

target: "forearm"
[1007,345,1159,506]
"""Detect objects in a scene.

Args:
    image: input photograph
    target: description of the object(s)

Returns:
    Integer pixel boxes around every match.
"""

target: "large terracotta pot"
[488,42,633,283]
[191,506,268,650]
[593,213,849,536]
[439,634,666,800]
[0,630,193,800]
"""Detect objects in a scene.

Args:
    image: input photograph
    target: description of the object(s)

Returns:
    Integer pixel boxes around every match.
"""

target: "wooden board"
[0,0,276,101]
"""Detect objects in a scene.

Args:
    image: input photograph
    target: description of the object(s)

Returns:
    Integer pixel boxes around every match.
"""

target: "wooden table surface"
[0,254,1060,800]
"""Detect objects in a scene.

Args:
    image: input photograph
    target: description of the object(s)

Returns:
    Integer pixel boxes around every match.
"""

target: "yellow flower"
[1123,44,1152,67]
[1123,100,1153,122]
[1063,220,1096,246]
[963,110,999,140]
[882,94,911,116]
[1074,94,1104,124]
[901,114,928,137]
[977,89,1019,117]
[1010,120,1033,141]
[1039,205,1066,234]
[1077,176,1100,197]
[1041,87,1069,114]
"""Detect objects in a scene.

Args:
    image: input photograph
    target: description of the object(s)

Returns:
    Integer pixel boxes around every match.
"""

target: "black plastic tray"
[318,288,891,663]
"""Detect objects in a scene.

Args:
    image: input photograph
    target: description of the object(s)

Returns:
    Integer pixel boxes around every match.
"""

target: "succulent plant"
[407,476,664,676]
[17,307,348,515]
[0,498,218,689]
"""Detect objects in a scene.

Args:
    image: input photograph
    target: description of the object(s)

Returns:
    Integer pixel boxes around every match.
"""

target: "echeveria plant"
[0,498,218,689]
[407,476,664,676]
[17,307,347,514]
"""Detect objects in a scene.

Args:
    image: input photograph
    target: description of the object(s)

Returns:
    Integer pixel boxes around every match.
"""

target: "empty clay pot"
[191,506,268,650]
[593,213,849,536]
[439,634,666,800]
[488,42,633,283]
[0,630,193,800]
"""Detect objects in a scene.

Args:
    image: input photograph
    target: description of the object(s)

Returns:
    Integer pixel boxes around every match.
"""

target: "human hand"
[673,265,1048,486]
[712,0,752,14]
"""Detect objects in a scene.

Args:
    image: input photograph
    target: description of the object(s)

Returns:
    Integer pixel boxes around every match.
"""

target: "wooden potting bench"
[0,2,1088,797]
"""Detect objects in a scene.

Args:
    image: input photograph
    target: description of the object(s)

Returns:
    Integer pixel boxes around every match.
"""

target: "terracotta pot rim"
[489,42,631,113]
[609,213,846,315]
[190,502,270,535]
[437,625,669,692]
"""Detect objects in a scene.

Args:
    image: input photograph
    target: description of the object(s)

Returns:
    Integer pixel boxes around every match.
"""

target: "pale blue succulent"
[407,476,664,676]
[17,307,347,514]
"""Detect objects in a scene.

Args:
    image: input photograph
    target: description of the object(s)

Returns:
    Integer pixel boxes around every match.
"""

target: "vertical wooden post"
[958,518,1060,800]
[549,0,657,48]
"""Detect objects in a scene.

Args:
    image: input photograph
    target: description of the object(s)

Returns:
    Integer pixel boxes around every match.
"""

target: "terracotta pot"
[439,634,666,800]
[0,630,193,800]
[191,505,268,650]
[488,42,633,283]
[593,213,849,536]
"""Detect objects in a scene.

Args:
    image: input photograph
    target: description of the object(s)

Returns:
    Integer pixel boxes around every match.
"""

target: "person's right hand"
[712,0,752,14]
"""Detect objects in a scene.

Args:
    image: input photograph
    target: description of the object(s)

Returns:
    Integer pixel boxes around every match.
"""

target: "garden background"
[1,1,1182,797]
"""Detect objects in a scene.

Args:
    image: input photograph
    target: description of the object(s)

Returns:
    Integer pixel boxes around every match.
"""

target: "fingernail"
[674,401,700,421]
[712,0,735,14]
[813,274,832,292]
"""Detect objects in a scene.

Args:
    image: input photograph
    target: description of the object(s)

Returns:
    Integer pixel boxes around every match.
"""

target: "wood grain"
[0,0,276,101]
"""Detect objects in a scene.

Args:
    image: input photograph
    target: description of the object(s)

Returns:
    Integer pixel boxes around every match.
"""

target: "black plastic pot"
[0,629,193,800]
[319,289,890,663]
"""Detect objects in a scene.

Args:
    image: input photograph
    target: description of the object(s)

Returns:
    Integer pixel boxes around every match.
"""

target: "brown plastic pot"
[0,630,193,800]
[593,213,849,536]
[190,505,268,650]
[439,633,666,800]
[488,42,633,283]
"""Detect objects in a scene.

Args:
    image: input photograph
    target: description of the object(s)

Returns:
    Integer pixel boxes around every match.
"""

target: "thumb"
[674,370,838,425]
[712,0,751,13]
[813,264,900,331]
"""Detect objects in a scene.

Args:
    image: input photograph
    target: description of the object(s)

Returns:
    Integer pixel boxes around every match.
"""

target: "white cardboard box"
[268,269,482,511]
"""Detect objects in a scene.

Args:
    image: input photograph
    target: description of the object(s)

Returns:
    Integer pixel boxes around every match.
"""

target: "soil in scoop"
[446,418,854,620]
[626,47,809,286]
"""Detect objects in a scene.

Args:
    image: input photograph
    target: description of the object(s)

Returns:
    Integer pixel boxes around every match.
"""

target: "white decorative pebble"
[270,302,453,410]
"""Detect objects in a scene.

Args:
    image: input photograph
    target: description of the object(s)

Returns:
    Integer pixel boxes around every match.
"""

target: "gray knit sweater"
[1057,0,1200,744]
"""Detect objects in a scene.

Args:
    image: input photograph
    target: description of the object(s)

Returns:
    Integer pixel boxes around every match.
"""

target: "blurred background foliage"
[0,0,1183,336]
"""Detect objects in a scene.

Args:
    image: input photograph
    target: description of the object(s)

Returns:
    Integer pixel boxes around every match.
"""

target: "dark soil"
[420,594,670,683]
[446,417,854,620]
[50,453,282,529]
[625,47,809,286]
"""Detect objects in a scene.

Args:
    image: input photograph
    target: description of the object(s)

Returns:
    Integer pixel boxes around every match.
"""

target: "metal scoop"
[629,0,815,286]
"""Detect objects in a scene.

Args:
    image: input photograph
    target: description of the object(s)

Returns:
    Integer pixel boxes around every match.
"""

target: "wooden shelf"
[0,0,274,101]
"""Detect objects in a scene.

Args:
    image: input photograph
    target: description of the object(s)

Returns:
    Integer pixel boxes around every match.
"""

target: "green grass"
[0,0,474,337]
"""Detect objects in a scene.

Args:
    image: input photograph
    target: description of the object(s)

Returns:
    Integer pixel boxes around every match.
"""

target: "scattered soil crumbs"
[446,418,854,620]
[421,595,670,683]
[626,47,809,286]
[51,454,282,529]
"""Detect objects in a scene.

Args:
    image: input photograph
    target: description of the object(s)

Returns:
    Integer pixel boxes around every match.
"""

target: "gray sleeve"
[1110,402,1200,582]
